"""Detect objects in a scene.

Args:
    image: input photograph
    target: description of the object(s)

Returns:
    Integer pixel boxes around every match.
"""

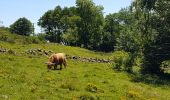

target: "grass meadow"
[0,41,170,100]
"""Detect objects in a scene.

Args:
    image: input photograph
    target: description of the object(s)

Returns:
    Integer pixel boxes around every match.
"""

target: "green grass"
[0,41,170,100]
[0,28,45,44]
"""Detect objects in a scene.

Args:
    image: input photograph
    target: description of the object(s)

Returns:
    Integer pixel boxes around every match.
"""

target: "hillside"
[0,31,170,100]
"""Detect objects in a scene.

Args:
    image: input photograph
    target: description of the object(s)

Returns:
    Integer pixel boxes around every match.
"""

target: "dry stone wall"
[0,47,113,63]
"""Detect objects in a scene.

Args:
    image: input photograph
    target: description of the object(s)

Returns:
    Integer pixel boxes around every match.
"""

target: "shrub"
[8,49,16,55]
[0,33,15,43]
[36,33,47,42]
[0,34,8,41]
[23,36,45,44]
[160,60,170,73]
[111,51,132,72]
[0,28,46,44]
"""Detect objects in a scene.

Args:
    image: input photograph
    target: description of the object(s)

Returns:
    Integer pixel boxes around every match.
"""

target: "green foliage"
[62,28,79,46]
[161,60,170,73]
[36,33,47,42]
[133,0,170,74]
[38,6,79,43]
[0,28,45,44]
[38,0,113,52]
[99,14,120,51]
[99,32,115,52]
[38,10,54,33]
[116,30,142,54]
[38,1,105,51]
[104,13,120,35]
[111,51,132,72]
[38,6,63,43]
[24,36,45,44]
[76,0,104,49]
[0,33,15,43]
[103,7,144,56]
[10,17,33,36]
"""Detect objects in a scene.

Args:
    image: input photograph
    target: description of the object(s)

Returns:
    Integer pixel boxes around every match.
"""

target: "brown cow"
[46,53,67,70]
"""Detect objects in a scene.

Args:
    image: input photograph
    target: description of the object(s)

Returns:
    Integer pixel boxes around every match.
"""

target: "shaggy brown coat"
[46,53,67,70]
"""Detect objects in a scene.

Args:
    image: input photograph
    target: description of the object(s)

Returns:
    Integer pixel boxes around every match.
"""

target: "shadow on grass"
[48,68,64,71]
[131,73,170,86]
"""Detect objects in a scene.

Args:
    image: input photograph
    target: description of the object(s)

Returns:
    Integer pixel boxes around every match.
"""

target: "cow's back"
[52,53,66,64]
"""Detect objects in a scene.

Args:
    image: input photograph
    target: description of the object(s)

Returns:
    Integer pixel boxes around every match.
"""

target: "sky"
[0,0,132,33]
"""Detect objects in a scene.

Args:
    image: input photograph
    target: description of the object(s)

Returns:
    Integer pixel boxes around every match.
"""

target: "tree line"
[4,0,170,75]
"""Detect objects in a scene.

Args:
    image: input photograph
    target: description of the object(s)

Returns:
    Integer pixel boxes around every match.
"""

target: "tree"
[38,6,79,43]
[132,0,170,74]
[114,8,142,53]
[61,14,81,46]
[62,28,79,46]
[76,0,104,49]
[99,32,115,52]
[38,1,104,51]
[60,7,81,45]
[102,13,121,52]
[141,0,170,74]
[38,6,63,43]
[10,17,33,36]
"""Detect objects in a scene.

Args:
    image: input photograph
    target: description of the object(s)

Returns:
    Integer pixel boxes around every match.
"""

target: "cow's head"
[45,62,55,69]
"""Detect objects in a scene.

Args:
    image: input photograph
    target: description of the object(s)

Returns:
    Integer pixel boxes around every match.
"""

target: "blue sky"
[0,0,132,33]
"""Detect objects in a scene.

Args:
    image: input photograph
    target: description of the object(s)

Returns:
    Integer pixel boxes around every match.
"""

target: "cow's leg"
[63,59,67,68]
[47,65,51,69]
[54,64,58,70]
[60,64,62,70]
[63,63,66,68]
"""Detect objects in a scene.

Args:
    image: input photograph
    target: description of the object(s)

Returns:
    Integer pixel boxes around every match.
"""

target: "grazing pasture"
[0,41,170,100]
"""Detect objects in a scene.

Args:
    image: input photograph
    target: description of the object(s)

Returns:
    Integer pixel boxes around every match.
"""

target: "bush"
[0,34,8,41]
[23,36,45,44]
[0,28,45,44]
[8,49,16,55]
[111,51,132,72]
[36,33,47,42]
[160,60,170,73]
[0,32,16,43]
